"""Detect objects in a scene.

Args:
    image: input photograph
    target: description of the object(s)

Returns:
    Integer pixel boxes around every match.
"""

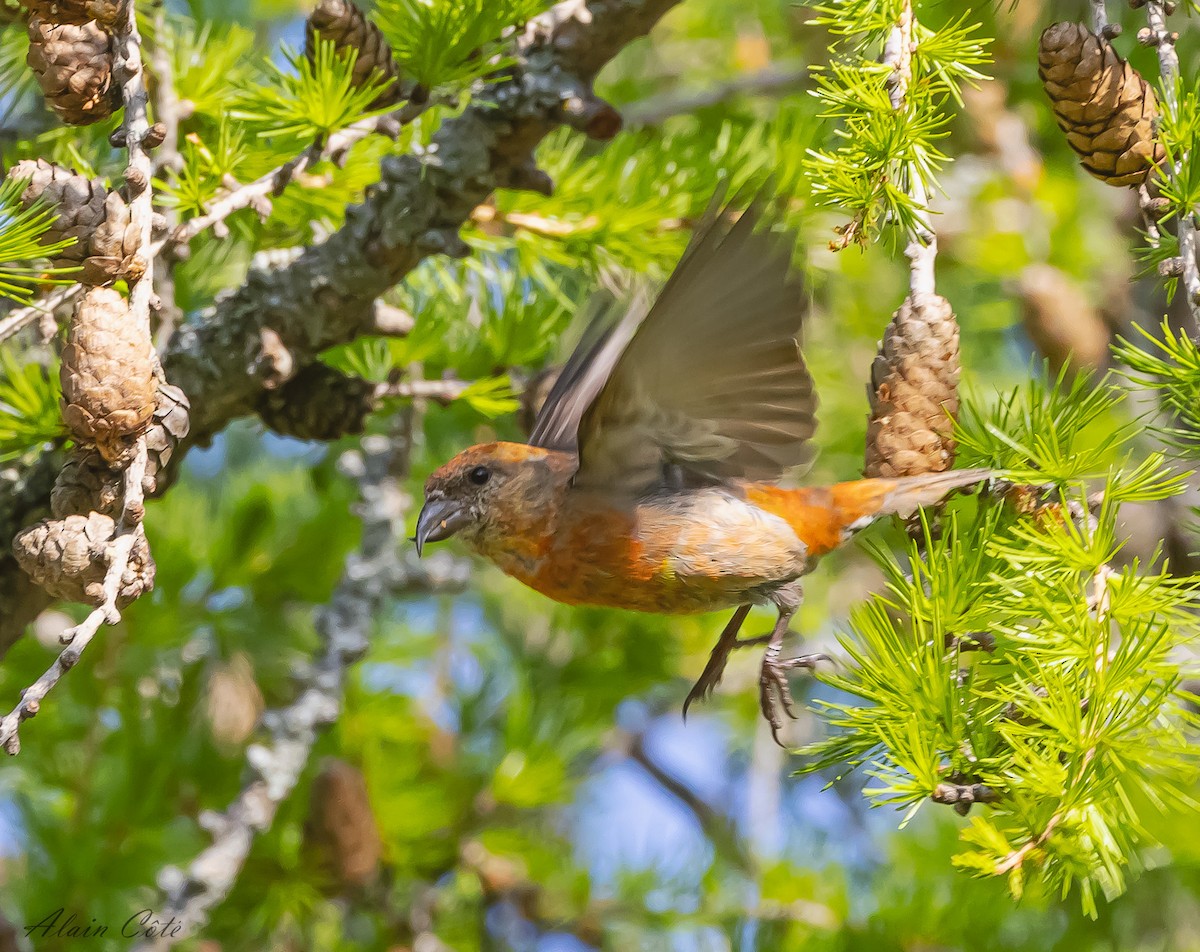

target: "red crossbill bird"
[416,191,989,741]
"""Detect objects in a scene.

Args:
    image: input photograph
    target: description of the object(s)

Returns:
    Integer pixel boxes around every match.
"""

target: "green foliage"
[5,0,1200,949]
[0,347,64,461]
[1152,77,1200,227]
[373,0,548,91]
[168,18,259,123]
[232,39,393,147]
[955,367,1140,485]
[798,378,1200,914]
[0,172,79,301]
[1114,319,1200,451]
[0,23,36,113]
[156,120,250,218]
[804,0,990,246]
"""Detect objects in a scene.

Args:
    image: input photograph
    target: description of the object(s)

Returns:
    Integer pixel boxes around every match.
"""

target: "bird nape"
[416,188,991,744]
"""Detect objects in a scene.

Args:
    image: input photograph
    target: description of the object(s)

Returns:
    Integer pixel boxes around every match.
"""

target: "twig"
[1141,1,1200,331]
[149,2,182,176]
[884,0,937,297]
[0,0,165,754]
[375,376,471,404]
[471,204,687,240]
[0,445,147,755]
[613,728,754,873]
[112,0,157,336]
[932,779,1002,815]
[137,427,417,949]
[168,100,427,251]
[996,813,1062,875]
[0,284,80,344]
[1089,0,1109,34]
[621,59,808,127]
[149,1,184,346]
[0,0,682,654]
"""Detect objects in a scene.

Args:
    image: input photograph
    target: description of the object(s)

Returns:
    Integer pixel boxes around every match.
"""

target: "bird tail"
[869,467,994,520]
[749,468,993,557]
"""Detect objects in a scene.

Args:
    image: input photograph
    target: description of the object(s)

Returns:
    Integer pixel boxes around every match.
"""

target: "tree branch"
[1141,0,1200,332]
[0,449,146,755]
[621,59,808,127]
[166,100,428,250]
[612,727,754,873]
[0,0,681,656]
[136,425,415,949]
[884,0,937,297]
[0,284,78,344]
[0,0,166,752]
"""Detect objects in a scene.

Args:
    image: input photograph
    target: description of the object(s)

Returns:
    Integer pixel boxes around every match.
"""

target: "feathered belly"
[475,490,807,615]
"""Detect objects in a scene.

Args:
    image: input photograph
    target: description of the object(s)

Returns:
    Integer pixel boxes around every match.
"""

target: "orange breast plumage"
[472,486,809,615]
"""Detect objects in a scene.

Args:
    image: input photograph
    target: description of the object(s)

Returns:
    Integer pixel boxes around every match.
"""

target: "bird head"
[414,442,561,555]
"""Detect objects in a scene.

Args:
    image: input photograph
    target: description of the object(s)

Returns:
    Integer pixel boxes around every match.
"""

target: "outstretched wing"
[527,283,648,454]
[531,189,816,495]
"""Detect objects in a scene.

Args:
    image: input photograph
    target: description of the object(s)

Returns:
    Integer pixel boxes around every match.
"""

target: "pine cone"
[26,16,117,125]
[865,293,961,480]
[304,758,383,890]
[22,1,123,28]
[519,367,560,436]
[51,448,121,517]
[60,287,156,465]
[84,190,144,285]
[13,512,153,606]
[206,653,263,749]
[1017,264,1111,373]
[143,380,191,496]
[306,0,404,108]
[258,363,376,441]
[9,159,141,285]
[1039,22,1165,188]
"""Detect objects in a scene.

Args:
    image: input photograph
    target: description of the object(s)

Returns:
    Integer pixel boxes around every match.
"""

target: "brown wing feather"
[569,191,816,494]
[528,287,647,454]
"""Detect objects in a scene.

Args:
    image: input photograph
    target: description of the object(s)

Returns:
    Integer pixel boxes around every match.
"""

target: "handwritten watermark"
[24,908,185,941]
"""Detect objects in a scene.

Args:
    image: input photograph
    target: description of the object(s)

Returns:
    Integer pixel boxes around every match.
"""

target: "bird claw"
[682,605,753,720]
[682,658,723,719]
[682,633,773,718]
[759,652,828,746]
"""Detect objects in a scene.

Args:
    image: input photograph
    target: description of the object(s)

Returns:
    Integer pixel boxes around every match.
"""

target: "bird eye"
[468,465,491,485]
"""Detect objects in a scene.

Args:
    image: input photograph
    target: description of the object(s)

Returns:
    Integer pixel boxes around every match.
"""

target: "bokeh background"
[1,0,1200,949]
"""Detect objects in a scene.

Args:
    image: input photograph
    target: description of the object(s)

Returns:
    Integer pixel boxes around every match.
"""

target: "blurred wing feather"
[579,192,816,493]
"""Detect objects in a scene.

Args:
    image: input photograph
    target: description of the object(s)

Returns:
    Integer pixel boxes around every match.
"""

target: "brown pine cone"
[9,159,141,285]
[1017,264,1111,373]
[306,0,404,108]
[84,190,144,285]
[206,653,263,749]
[22,1,123,28]
[60,287,156,466]
[865,293,961,480]
[142,380,191,496]
[1038,22,1165,188]
[51,448,121,517]
[27,16,117,125]
[257,363,376,441]
[304,758,383,890]
[12,512,153,606]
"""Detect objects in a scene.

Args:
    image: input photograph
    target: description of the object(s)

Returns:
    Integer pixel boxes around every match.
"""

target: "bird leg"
[682,589,828,741]
[682,604,757,718]
[759,586,828,746]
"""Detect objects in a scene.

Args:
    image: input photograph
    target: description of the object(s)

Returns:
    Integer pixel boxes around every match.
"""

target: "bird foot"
[682,633,770,718]
[760,652,829,746]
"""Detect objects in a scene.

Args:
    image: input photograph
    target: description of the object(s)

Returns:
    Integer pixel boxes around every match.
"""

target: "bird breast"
[480,486,809,615]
